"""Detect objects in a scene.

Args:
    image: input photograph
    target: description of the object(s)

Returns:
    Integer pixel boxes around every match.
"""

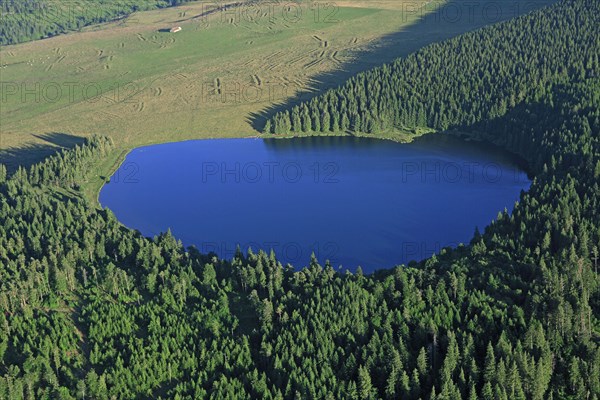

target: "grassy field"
[0,0,174,45]
[0,0,553,201]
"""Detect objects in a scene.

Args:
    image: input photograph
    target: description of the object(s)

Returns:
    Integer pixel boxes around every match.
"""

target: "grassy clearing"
[0,0,554,202]
[269,127,437,144]
[0,1,417,147]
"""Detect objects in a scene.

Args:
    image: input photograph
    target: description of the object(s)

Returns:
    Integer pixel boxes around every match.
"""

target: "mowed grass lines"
[0,0,427,154]
[2,0,554,201]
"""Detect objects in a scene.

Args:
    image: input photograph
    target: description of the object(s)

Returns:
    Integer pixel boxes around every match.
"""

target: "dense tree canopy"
[265,0,599,139]
[0,0,599,398]
[0,0,196,45]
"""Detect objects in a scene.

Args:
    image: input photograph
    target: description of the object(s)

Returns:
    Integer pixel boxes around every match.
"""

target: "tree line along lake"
[99,134,531,272]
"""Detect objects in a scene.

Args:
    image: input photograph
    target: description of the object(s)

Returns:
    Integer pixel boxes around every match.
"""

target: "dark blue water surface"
[99,135,530,272]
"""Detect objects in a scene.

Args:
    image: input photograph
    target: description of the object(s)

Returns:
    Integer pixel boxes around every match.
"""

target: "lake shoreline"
[90,130,427,205]
[91,127,533,206]
[99,134,531,271]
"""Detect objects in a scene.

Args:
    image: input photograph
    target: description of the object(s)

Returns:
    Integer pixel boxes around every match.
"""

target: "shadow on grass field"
[0,132,86,173]
[249,0,555,131]
[0,0,555,187]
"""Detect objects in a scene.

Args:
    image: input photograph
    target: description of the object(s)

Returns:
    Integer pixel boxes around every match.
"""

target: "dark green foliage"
[0,0,195,45]
[266,0,599,136]
[1,0,599,398]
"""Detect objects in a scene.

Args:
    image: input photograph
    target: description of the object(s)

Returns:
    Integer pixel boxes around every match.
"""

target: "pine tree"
[482,382,494,400]
[264,119,272,134]
[484,342,496,384]
[357,365,373,400]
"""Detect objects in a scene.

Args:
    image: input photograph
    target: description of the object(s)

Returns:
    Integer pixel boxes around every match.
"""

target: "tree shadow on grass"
[248,0,555,131]
[0,132,87,173]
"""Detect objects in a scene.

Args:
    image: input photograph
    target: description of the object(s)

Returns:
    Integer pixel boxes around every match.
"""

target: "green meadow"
[0,0,552,201]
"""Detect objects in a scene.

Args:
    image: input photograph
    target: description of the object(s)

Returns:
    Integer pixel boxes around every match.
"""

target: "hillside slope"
[0,0,195,45]
[0,0,599,398]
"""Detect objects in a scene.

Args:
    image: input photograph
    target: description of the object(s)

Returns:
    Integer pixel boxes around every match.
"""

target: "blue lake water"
[99,135,530,272]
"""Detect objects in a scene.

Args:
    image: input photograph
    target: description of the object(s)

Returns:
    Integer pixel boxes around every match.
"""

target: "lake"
[99,135,530,272]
